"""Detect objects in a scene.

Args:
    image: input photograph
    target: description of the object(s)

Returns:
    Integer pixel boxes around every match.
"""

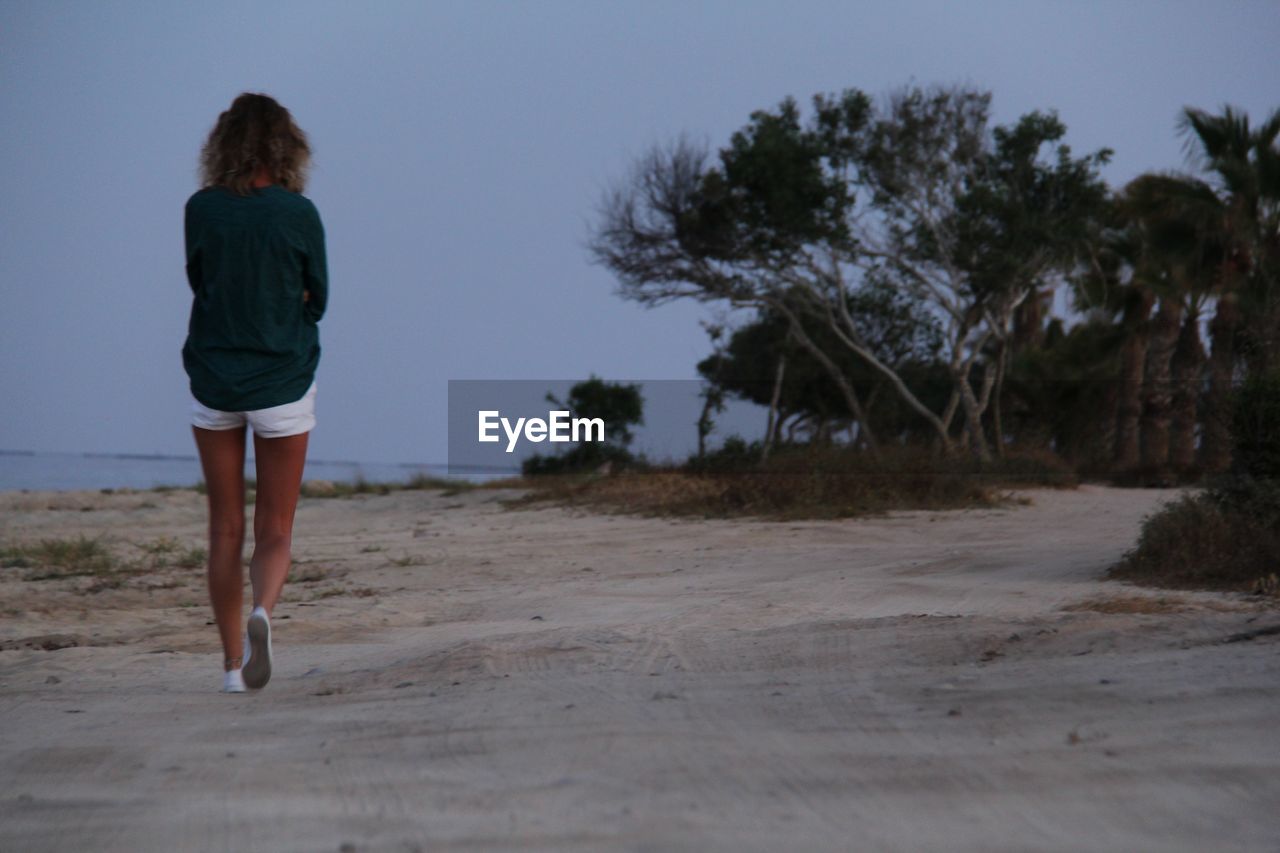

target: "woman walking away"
[183,92,328,693]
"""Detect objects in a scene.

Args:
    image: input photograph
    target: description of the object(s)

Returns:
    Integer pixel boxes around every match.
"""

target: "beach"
[2,484,1278,851]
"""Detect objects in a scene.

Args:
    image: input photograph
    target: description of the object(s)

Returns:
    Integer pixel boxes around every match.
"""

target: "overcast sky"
[1,0,1276,465]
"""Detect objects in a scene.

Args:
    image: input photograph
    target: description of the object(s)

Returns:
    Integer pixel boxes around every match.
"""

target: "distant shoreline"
[0,450,515,493]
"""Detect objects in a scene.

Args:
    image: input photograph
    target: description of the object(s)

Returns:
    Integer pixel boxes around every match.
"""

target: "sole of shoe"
[243,611,272,689]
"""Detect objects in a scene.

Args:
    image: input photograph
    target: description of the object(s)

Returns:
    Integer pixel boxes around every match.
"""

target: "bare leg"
[193,426,247,671]
[249,430,309,615]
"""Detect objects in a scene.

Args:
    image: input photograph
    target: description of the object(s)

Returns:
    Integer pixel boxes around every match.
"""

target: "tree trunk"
[1168,306,1206,475]
[1140,296,1184,479]
[1242,297,1280,378]
[859,384,883,451]
[761,355,786,462]
[808,283,954,454]
[1200,293,1239,474]
[991,340,1008,458]
[1114,287,1154,472]
[955,364,994,462]
[769,299,880,453]
[1012,287,1051,353]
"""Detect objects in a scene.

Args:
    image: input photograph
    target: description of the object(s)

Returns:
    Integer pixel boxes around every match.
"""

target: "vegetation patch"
[510,445,1075,520]
[135,536,205,569]
[1110,487,1280,593]
[1062,594,1195,614]
[1,534,208,588]
[1112,373,1280,594]
[2,535,120,578]
[300,473,475,499]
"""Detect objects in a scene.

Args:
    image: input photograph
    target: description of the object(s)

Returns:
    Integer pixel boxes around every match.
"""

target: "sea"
[0,450,515,493]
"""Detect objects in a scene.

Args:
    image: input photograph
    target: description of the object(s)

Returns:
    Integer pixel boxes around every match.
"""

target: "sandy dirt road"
[1,485,1278,852]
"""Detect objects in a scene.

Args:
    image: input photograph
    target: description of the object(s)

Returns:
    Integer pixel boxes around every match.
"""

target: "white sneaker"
[223,669,246,693]
[242,606,273,689]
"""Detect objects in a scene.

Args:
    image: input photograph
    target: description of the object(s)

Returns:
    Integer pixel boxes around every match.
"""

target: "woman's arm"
[184,197,202,293]
[302,202,328,322]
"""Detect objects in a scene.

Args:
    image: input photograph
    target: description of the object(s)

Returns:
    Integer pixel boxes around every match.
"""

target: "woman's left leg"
[193,426,247,670]
[249,430,309,614]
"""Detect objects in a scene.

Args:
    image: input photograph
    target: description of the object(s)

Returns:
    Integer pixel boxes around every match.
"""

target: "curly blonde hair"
[199,93,311,195]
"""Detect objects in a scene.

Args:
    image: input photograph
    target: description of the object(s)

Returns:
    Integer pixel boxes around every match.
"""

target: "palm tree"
[1075,196,1150,474]
[1124,173,1222,479]
[1178,105,1280,472]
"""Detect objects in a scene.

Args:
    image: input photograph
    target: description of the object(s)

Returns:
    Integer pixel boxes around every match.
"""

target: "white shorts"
[191,381,317,438]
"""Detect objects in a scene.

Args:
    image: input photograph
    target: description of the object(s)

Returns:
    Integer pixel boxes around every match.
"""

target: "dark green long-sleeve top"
[182,185,328,411]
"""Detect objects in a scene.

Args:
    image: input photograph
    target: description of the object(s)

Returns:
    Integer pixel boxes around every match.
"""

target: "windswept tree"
[696,280,945,449]
[590,84,1110,459]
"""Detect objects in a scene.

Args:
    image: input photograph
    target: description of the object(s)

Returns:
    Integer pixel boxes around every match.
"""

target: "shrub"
[1111,373,1280,592]
[1231,370,1280,480]
[522,442,642,476]
[1110,491,1280,591]
[684,435,765,474]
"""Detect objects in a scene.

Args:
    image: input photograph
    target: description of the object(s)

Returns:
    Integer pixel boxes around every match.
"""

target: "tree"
[1176,105,1280,472]
[1004,316,1123,470]
[590,84,1110,460]
[1074,197,1151,473]
[523,377,644,475]
[695,280,945,448]
[1124,173,1224,478]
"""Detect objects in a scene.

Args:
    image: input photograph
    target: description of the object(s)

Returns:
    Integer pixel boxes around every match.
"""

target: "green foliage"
[546,376,644,448]
[525,377,646,475]
[956,110,1112,304]
[697,284,947,442]
[592,83,1112,457]
[1177,104,1280,374]
[719,98,852,253]
[685,435,764,473]
[1004,318,1124,471]
[1231,370,1280,479]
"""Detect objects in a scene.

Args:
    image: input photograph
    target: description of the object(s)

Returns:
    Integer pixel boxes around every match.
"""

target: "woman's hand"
[303,290,310,303]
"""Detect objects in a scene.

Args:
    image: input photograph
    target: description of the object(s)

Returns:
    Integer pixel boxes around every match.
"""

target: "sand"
[1,484,1278,852]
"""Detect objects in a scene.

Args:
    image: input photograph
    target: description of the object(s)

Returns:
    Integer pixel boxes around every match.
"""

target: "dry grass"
[135,536,205,569]
[1062,595,1194,614]
[291,567,332,584]
[1,534,206,591]
[300,473,475,499]
[506,446,1074,521]
[2,536,117,575]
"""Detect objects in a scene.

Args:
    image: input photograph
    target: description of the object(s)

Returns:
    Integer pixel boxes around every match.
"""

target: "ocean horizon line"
[0,450,519,493]
[0,448,520,474]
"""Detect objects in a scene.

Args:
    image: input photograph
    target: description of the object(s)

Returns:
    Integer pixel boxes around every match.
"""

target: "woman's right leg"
[249,430,309,616]
[193,425,247,670]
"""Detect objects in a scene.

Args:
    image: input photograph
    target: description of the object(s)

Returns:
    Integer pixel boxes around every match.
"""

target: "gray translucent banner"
[446,379,769,477]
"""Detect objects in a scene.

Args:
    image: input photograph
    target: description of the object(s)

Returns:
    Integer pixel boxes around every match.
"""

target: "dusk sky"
[1,1,1276,466]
